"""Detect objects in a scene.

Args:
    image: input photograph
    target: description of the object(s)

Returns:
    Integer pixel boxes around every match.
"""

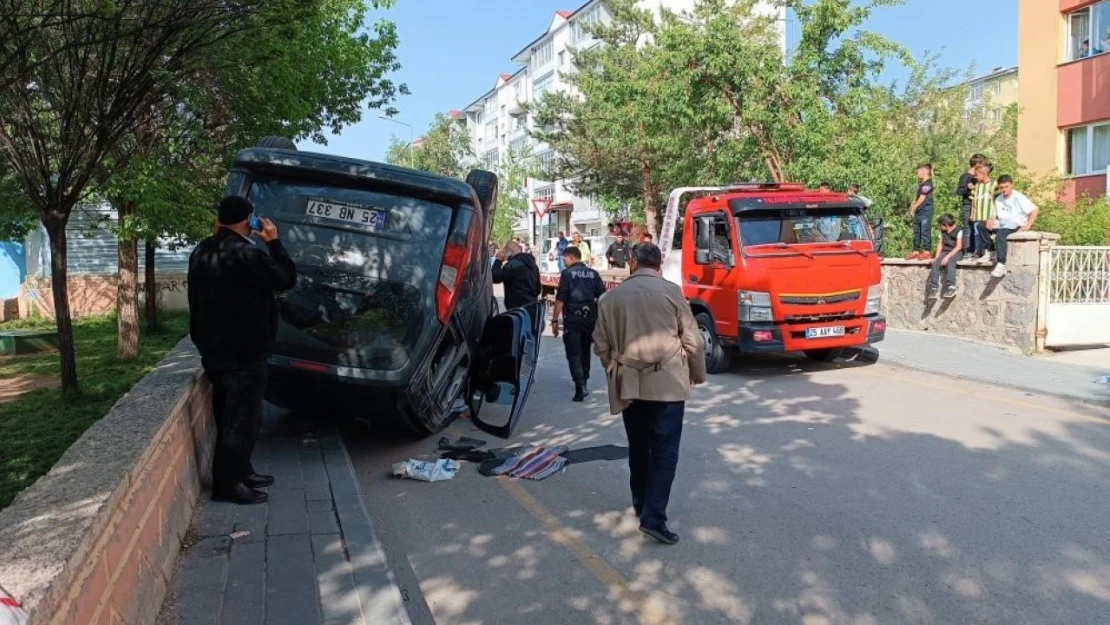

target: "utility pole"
[379,116,414,168]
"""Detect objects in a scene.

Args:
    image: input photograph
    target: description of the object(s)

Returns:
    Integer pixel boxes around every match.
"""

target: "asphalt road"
[341,338,1110,625]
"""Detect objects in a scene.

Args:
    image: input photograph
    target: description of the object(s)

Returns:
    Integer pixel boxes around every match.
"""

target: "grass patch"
[0,312,189,510]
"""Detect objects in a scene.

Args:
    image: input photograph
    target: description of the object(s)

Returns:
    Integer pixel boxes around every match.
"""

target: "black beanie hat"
[217,196,253,225]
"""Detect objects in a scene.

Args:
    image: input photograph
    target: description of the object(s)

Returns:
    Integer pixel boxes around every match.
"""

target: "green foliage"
[1031,185,1110,246]
[0,312,189,510]
[385,112,474,178]
[492,144,539,245]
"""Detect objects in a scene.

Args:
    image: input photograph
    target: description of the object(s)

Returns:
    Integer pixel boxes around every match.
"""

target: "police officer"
[551,246,607,401]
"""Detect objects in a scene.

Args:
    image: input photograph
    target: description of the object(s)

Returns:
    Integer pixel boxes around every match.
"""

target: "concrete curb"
[0,338,214,625]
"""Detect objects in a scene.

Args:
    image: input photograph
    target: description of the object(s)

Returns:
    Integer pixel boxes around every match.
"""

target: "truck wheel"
[804,348,844,363]
[257,136,297,150]
[466,170,498,218]
[695,312,730,374]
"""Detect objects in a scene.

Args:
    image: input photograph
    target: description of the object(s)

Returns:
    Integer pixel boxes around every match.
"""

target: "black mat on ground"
[562,444,629,465]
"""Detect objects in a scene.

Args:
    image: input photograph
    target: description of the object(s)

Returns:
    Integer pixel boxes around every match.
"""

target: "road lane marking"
[861,366,1109,424]
[497,478,677,625]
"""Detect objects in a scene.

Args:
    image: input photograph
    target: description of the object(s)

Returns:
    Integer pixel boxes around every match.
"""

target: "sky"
[307,0,1018,163]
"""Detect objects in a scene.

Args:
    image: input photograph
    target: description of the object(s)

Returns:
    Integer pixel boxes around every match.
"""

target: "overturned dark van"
[224,137,544,438]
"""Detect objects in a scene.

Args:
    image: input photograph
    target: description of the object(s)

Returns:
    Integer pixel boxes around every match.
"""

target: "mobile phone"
[248,214,263,232]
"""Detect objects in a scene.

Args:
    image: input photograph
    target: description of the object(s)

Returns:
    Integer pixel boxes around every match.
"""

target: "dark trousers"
[996,228,1018,264]
[928,254,959,288]
[563,321,595,384]
[961,207,974,252]
[913,213,932,251]
[622,400,684,531]
[202,358,267,491]
[972,222,996,255]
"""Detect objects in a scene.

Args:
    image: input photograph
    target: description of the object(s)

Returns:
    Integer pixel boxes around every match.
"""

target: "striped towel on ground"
[486,444,569,481]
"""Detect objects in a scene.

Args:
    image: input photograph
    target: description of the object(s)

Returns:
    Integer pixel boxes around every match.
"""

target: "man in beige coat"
[593,242,706,544]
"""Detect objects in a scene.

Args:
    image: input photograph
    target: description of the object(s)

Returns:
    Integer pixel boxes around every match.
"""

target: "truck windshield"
[737,207,870,247]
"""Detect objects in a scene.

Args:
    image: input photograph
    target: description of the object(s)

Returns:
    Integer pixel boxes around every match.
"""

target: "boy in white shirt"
[989,175,1039,278]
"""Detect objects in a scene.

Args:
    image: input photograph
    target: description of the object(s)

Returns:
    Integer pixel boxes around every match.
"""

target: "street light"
[379,116,414,168]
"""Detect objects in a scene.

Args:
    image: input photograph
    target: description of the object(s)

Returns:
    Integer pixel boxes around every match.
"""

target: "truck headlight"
[865,285,882,315]
[739,290,773,323]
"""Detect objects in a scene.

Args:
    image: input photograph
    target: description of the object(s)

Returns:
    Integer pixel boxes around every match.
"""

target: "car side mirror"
[695,218,712,250]
[694,249,711,265]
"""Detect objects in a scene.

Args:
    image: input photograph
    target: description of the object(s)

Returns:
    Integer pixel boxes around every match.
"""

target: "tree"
[101,0,405,359]
[385,112,474,177]
[0,1,262,393]
[491,144,539,245]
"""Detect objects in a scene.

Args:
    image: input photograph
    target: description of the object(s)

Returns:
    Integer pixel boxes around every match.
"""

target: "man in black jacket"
[492,241,540,310]
[606,233,632,269]
[188,196,297,505]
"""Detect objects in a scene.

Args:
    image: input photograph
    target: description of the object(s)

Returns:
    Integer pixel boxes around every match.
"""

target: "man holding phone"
[188,196,297,505]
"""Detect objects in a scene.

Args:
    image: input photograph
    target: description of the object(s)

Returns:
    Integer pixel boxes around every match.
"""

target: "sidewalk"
[158,412,412,625]
[879,329,1110,406]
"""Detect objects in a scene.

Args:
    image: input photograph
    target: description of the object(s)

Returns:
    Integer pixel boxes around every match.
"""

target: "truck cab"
[660,184,885,373]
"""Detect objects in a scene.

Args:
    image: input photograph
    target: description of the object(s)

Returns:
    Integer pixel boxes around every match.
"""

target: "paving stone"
[196,501,237,538]
[232,503,269,543]
[268,498,309,536]
[265,534,321,625]
[222,541,265,625]
[312,535,362,624]
[308,508,340,536]
[306,499,335,512]
[178,536,231,592]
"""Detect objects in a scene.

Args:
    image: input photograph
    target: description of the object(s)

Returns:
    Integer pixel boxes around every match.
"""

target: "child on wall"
[970,162,998,263]
[907,163,935,260]
[956,154,987,259]
[989,175,1039,278]
[926,214,964,300]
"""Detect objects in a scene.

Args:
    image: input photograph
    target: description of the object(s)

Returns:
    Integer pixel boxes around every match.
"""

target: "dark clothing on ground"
[188,230,297,362]
[606,241,631,268]
[203,358,267,491]
[622,400,684,531]
[996,228,1018,264]
[492,253,541,310]
[188,228,297,493]
[912,213,933,252]
[556,262,607,384]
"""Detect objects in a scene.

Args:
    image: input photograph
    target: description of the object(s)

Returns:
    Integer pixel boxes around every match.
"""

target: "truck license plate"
[305,198,385,229]
[805,326,845,339]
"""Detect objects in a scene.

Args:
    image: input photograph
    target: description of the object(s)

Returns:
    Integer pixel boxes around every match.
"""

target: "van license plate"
[305,199,385,229]
[806,326,845,339]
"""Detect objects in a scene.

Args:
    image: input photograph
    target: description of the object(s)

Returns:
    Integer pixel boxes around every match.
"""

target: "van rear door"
[246,175,454,374]
[468,300,545,438]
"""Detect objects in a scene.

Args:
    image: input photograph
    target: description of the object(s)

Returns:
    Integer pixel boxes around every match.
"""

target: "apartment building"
[1018,0,1110,200]
[455,0,787,246]
[956,66,1018,134]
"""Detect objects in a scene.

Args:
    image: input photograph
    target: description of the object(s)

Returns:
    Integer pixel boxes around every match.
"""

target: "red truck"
[541,183,885,373]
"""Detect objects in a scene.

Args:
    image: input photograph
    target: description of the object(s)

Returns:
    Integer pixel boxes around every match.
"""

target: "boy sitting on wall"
[926,214,964,300]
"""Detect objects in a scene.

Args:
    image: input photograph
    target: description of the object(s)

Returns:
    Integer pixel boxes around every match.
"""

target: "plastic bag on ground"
[0,586,29,625]
[392,459,460,482]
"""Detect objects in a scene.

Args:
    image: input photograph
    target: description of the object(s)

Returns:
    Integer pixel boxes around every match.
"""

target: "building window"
[992,109,1002,124]
[509,136,528,155]
[534,185,555,201]
[485,120,497,142]
[484,97,496,117]
[532,39,553,70]
[992,82,1002,96]
[483,148,499,171]
[1066,122,1110,175]
[535,150,556,178]
[573,6,602,43]
[534,73,554,99]
[968,83,983,103]
[1067,1,1110,61]
[558,50,566,66]
[473,111,483,125]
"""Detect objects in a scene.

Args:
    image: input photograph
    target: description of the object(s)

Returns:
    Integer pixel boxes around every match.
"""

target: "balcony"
[1058,53,1110,127]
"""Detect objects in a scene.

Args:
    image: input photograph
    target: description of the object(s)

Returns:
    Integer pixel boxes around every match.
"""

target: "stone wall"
[18,272,189,319]
[881,232,1057,354]
[0,339,214,625]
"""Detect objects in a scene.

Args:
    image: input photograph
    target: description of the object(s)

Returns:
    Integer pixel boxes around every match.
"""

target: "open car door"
[467,300,546,439]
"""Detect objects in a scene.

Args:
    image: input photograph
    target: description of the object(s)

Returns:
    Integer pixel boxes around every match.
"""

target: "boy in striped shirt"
[969,163,997,263]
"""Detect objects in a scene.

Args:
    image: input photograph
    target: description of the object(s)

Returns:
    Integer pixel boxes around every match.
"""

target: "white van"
[539,235,618,274]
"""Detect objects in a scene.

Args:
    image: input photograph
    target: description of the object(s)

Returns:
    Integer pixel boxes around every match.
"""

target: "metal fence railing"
[1049,246,1110,304]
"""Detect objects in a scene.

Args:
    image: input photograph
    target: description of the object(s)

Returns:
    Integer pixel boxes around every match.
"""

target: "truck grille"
[784,312,857,324]
[780,291,860,305]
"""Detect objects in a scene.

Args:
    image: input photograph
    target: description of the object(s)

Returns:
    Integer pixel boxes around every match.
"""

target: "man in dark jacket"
[551,246,606,401]
[492,241,540,310]
[606,234,632,269]
[188,196,297,505]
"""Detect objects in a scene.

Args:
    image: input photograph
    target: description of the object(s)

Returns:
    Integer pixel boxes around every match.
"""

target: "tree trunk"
[116,202,140,360]
[640,164,660,235]
[44,216,79,394]
[144,239,158,332]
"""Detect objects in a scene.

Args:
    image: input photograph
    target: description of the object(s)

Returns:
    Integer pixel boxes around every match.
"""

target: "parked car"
[224,137,545,438]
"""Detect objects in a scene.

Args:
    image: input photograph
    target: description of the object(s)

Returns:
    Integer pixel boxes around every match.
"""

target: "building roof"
[962,66,1019,86]
[510,0,599,64]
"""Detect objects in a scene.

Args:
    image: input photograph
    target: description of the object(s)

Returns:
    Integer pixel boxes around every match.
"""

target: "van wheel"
[257,136,297,150]
[804,348,844,363]
[695,312,730,374]
[466,170,498,218]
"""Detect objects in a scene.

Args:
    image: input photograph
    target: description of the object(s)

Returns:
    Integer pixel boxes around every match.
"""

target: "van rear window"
[737,207,870,246]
